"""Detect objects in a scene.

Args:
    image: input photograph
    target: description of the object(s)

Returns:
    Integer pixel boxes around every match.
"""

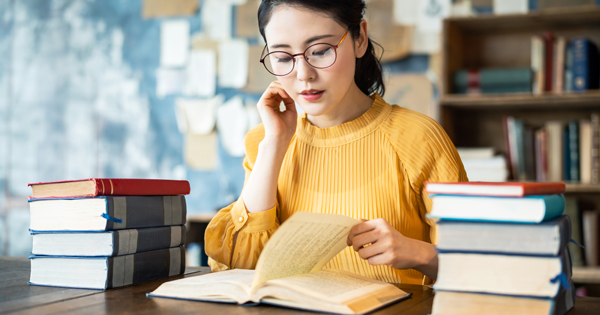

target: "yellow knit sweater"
[205,93,468,284]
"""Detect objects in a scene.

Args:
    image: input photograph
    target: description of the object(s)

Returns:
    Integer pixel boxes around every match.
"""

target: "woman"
[205,0,467,285]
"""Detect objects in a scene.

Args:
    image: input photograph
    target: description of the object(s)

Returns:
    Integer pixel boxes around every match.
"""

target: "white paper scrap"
[156,68,186,98]
[394,0,419,25]
[493,0,528,14]
[218,40,249,88]
[175,95,224,135]
[416,0,451,34]
[245,99,262,130]
[160,20,190,67]
[184,50,217,97]
[202,0,232,40]
[217,96,248,157]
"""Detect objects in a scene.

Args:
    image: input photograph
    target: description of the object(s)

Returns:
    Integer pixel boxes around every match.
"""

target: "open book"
[148,212,411,314]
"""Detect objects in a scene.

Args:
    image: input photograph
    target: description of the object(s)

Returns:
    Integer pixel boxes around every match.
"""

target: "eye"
[276,56,292,63]
[312,47,332,56]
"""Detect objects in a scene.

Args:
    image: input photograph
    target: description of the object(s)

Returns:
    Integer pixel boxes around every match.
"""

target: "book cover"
[29,246,186,290]
[544,32,555,92]
[28,178,191,198]
[31,225,186,257]
[572,37,600,91]
[568,121,580,181]
[425,181,566,197]
[29,195,186,232]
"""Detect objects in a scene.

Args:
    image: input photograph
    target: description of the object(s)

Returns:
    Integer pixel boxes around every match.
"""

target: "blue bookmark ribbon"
[101,213,123,223]
[550,274,570,289]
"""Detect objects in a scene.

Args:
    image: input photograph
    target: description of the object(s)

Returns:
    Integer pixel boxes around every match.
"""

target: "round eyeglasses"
[260,30,349,76]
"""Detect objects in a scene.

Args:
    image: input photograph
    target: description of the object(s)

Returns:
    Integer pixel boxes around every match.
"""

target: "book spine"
[524,126,536,181]
[544,32,554,92]
[111,226,186,256]
[580,120,592,184]
[572,38,600,91]
[582,211,599,266]
[592,113,600,184]
[92,178,191,196]
[546,121,564,182]
[565,42,574,92]
[453,68,533,87]
[569,121,580,182]
[563,127,571,181]
[106,246,185,289]
[554,37,566,93]
[531,36,545,95]
[105,196,187,230]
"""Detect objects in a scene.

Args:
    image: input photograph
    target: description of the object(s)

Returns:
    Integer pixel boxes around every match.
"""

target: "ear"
[354,20,369,58]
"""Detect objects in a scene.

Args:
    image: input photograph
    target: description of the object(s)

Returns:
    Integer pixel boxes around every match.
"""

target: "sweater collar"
[295,93,392,147]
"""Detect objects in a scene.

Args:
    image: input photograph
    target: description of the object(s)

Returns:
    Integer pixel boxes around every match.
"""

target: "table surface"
[2,257,599,315]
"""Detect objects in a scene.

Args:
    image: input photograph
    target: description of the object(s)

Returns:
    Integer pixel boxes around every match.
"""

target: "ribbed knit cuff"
[230,195,278,233]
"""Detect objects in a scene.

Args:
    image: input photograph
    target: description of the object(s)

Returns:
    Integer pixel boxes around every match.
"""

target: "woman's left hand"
[346,218,438,279]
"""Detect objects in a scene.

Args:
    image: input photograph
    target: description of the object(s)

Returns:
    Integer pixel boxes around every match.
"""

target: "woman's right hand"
[257,81,298,145]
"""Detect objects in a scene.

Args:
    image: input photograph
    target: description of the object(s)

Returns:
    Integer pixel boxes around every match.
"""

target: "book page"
[251,212,360,287]
[149,269,255,304]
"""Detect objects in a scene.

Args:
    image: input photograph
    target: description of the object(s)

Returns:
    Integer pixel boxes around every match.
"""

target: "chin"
[297,101,331,117]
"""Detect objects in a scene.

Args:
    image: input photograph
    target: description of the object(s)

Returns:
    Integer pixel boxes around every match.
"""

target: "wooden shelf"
[440,91,600,109]
[565,184,600,193]
[573,267,600,284]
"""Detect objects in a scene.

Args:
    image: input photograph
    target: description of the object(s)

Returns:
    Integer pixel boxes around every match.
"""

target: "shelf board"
[573,267,600,284]
[565,184,600,193]
[440,91,600,109]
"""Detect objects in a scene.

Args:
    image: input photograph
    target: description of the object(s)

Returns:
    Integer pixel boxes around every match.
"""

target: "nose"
[294,56,316,82]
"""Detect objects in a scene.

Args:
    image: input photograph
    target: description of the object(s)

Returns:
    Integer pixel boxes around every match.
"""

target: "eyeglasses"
[260,30,349,76]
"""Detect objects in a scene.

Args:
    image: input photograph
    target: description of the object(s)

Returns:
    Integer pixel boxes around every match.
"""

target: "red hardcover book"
[543,32,554,92]
[28,178,191,198]
[425,181,566,197]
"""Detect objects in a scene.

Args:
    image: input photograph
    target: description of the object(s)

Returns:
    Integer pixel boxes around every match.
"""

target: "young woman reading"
[205,0,468,285]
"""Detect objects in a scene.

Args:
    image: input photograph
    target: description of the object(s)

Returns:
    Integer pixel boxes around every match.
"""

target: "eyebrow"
[269,34,335,49]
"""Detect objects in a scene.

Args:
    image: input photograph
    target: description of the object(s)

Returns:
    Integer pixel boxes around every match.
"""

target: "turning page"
[252,212,360,287]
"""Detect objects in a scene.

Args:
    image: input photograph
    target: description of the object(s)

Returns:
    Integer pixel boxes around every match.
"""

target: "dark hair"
[258,0,385,97]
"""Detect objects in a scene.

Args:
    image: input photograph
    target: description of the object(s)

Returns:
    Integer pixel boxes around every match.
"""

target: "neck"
[306,85,373,129]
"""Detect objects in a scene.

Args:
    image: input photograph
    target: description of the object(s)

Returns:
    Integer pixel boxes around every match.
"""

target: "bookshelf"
[440,7,600,285]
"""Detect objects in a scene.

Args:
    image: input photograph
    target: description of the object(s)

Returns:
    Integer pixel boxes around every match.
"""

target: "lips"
[300,89,324,101]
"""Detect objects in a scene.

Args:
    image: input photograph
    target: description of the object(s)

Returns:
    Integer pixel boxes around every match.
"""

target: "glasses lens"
[305,44,336,68]
[264,51,294,76]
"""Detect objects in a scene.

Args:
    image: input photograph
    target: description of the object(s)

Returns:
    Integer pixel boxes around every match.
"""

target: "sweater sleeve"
[204,124,281,271]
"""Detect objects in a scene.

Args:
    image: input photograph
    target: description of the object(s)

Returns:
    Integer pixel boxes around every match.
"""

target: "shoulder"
[244,123,265,166]
[380,104,450,151]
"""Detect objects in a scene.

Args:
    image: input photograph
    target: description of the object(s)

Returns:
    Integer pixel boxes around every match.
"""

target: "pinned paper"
[217,96,248,157]
[184,50,217,97]
[185,132,218,170]
[416,0,451,34]
[243,45,275,93]
[175,96,224,135]
[235,0,261,38]
[160,20,190,67]
[385,74,434,118]
[142,0,198,19]
[365,0,412,62]
[245,99,262,130]
[493,0,528,14]
[218,40,249,88]
[202,0,232,40]
[394,0,419,25]
[156,68,186,98]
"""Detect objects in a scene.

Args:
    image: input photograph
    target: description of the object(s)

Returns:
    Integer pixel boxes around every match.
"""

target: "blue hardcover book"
[29,246,185,290]
[563,127,571,181]
[428,194,565,223]
[437,215,571,256]
[29,195,186,232]
[568,121,580,181]
[571,37,599,91]
[31,225,186,257]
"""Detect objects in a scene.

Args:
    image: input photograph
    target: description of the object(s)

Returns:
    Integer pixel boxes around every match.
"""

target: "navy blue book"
[31,226,186,257]
[29,246,185,290]
[568,121,580,181]
[29,196,186,232]
[571,37,599,91]
[437,215,571,256]
[428,194,565,223]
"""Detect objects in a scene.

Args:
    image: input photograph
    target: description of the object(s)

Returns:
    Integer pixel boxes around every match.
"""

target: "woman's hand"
[347,218,439,280]
[257,81,298,145]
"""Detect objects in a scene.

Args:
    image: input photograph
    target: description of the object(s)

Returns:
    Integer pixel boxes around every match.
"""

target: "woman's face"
[264,5,365,118]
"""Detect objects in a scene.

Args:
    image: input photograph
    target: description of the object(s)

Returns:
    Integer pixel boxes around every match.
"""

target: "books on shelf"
[29,246,186,290]
[456,148,509,182]
[27,178,190,290]
[572,37,600,91]
[452,68,532,94]
[427,181,574,315]
[582,210,599,266]
[148,212,411,314]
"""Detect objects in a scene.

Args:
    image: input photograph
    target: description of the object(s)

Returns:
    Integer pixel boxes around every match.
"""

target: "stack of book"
[27,178,191,290]
[426,181,575,315]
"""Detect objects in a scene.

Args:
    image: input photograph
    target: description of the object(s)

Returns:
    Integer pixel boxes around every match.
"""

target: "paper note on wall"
[184,50,217,97]
[160,20,190,67]
[235,0,261,38]
[142,0,198,19]
[156,68,186,98]
[385,74,433,118]
[185,132,218,170]
[243,45,275,93]
[175,96,223,135]
[217,96,248,157]
[394,0,419,25]
[245,99,262,130]
[202,0,232,40]
[416,0,451,34]
[218,40,249,89]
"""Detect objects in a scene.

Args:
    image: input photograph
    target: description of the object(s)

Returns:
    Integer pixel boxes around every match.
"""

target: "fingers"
[260,81,293,109]
[351,230,380,252]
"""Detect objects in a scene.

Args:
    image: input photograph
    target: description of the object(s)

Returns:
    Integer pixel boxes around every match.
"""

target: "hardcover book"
[28,178,191,198]
[31,226,186,256]
[424,181,566,197]
[29,196,186,232]
[571,37,600,91]
[148,212,411,314]
[29,246,185,290]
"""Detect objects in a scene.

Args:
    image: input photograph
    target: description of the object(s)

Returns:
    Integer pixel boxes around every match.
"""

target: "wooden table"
[2,257,599,315]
